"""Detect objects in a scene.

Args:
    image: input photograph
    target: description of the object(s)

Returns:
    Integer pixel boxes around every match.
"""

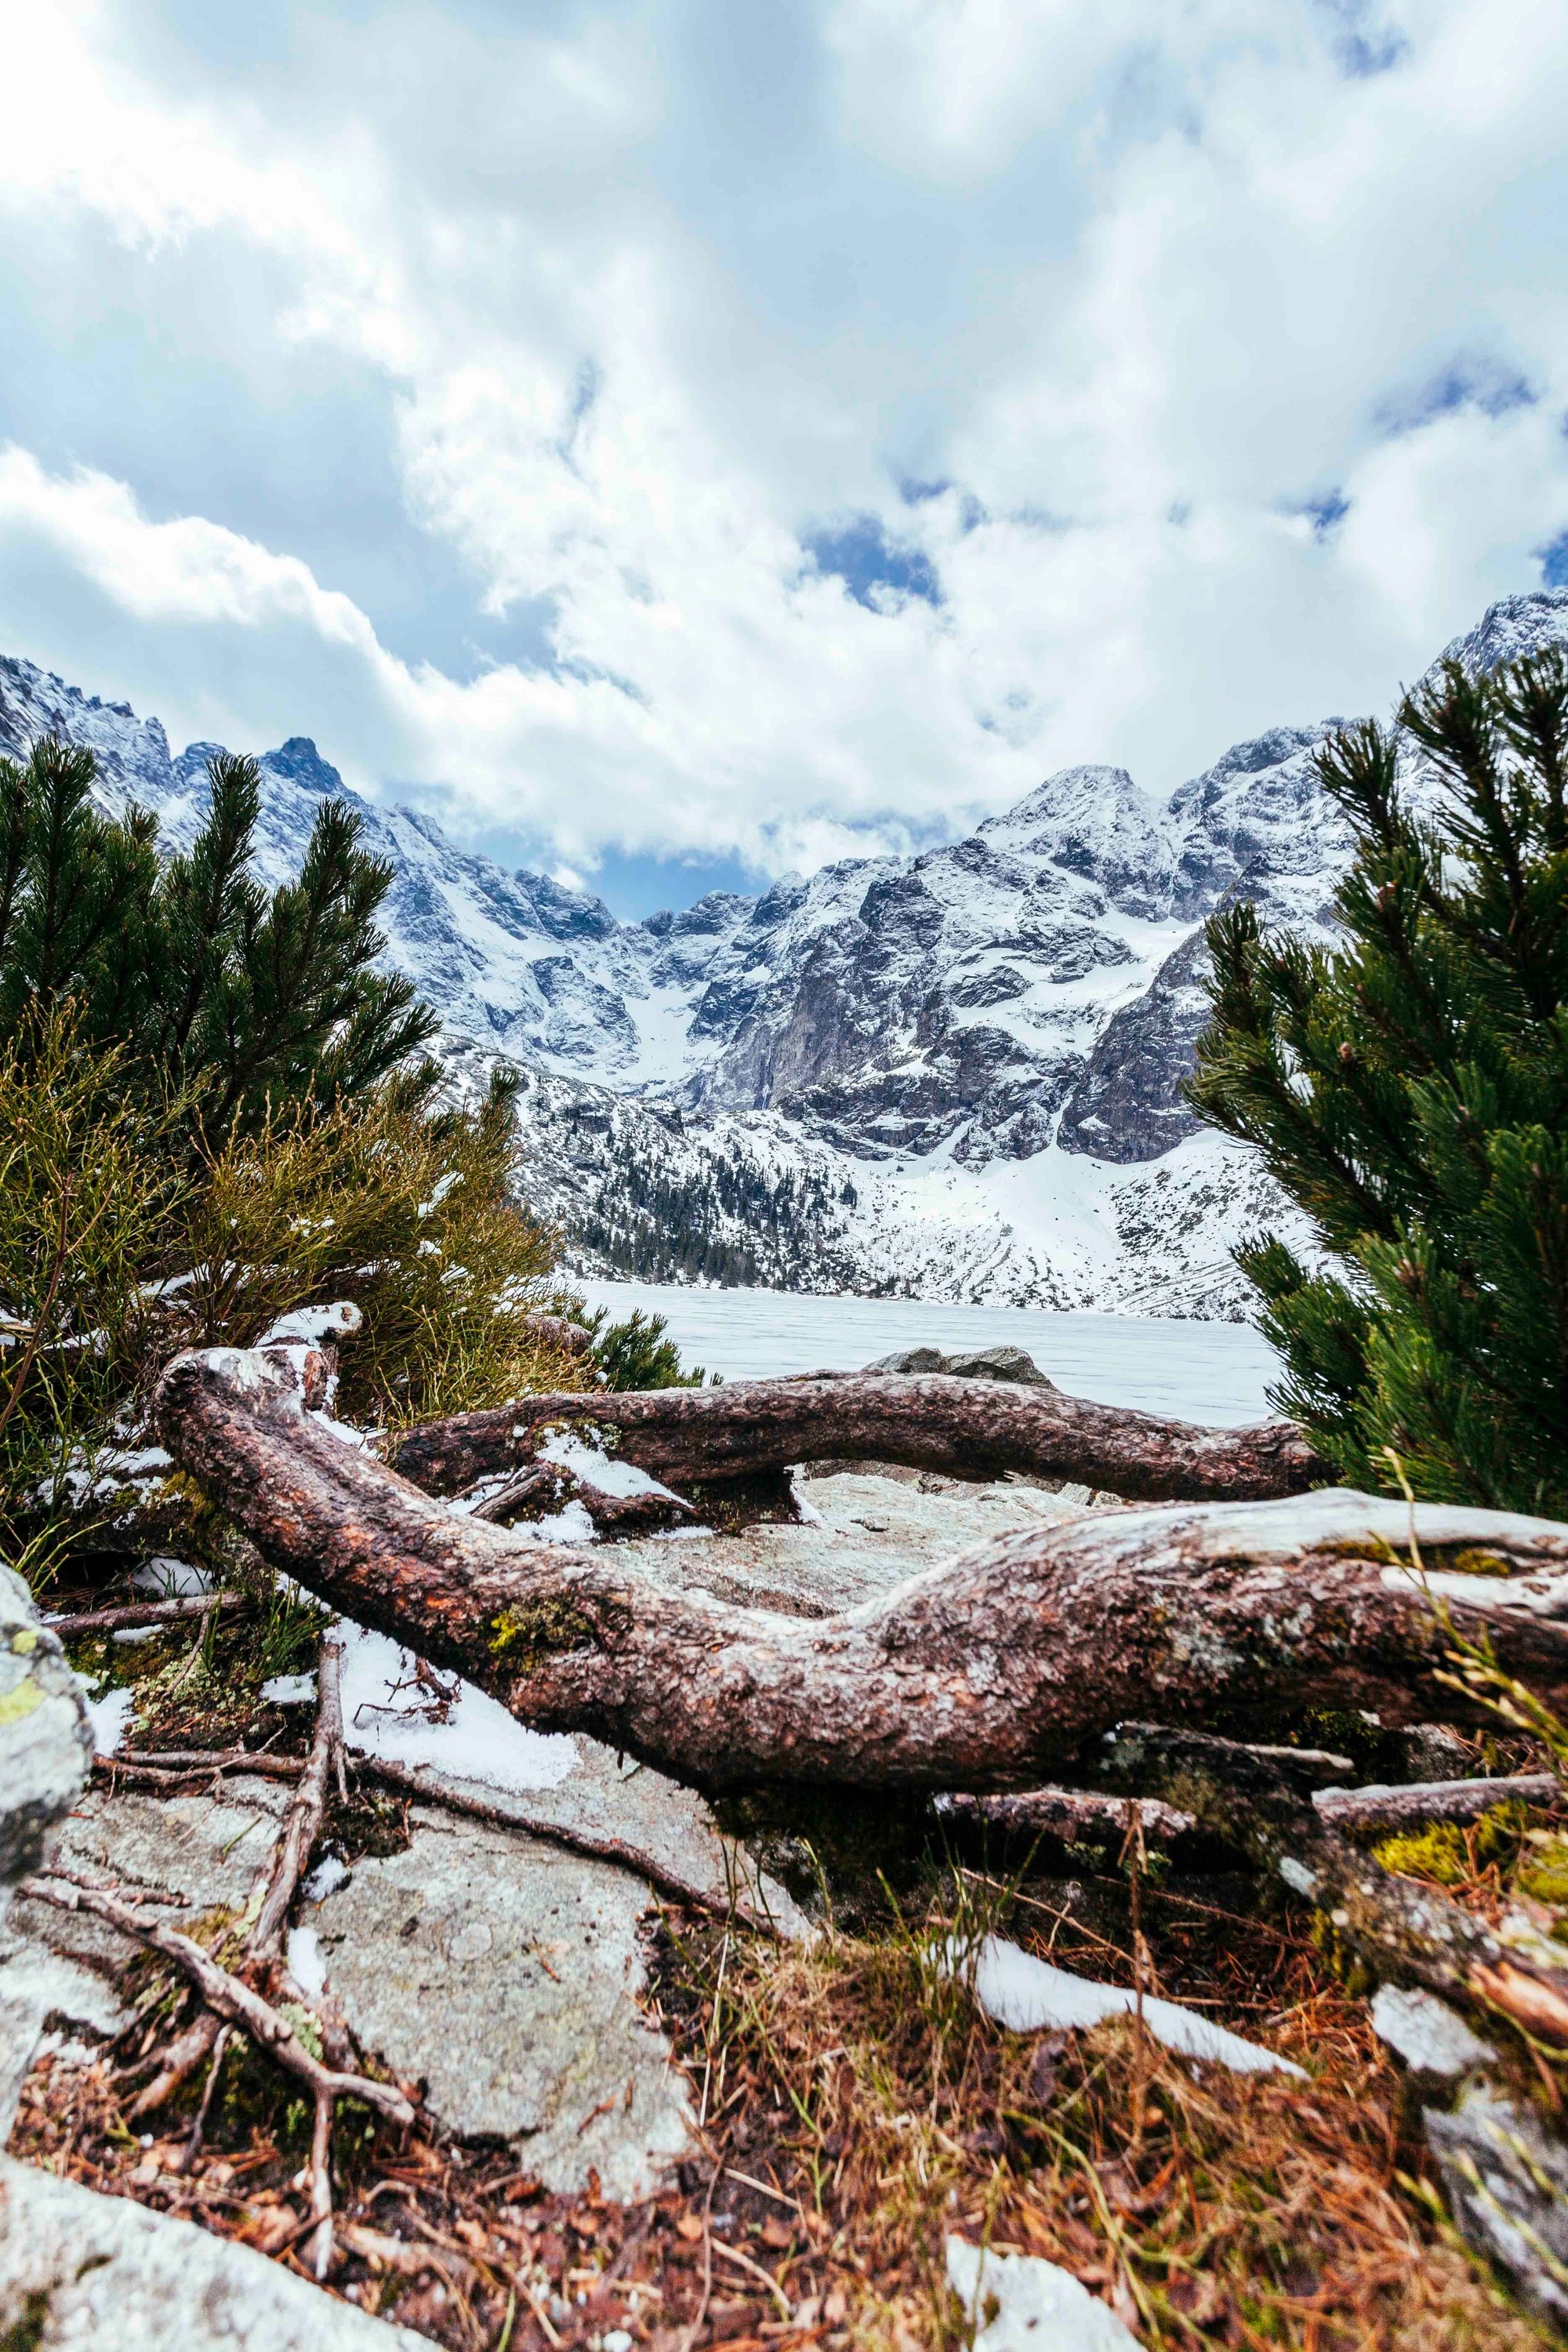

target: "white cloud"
[0,0,1566,887]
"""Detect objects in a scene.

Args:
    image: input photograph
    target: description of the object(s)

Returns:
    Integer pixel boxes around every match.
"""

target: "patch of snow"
[788,1469,826,1526]
[513,1498,598,1546]
[417,1174,463,1218]
[1370,1986,1497,2078]
[261,1673,317,1706]
[131,1557,212,1597]
[304,1853,349,1902]
[967,1936,1304,2078]
[946,2236,1140,2350]
[111,1626,162,1646]
[85,1686,136,1756]
[308,1409,369,1450]
[257,1301,363,1345]
[34,2033,100,2070]
[286,1925,328,2002]
[535,1432,678,1501]
[335,1618,579,1793]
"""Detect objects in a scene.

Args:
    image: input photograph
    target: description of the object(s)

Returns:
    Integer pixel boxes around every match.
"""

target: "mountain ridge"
[4,586,1566,1313]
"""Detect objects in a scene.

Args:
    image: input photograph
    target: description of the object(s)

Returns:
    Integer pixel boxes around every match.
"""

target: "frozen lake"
[574,1279,1281,1428]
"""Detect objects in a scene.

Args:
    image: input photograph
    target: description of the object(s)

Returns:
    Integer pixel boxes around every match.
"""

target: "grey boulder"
[0,1564,93,2140]
[0,2157,428,2350]
[862,1343,1055,1386]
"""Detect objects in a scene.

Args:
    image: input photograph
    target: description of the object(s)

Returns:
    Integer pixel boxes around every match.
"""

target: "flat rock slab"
[620,1470,1095,1617]
[7,1775,292,2015]
[313,1807,691,2201]
[399,1733,811,1938]
[0,2154,428,2350]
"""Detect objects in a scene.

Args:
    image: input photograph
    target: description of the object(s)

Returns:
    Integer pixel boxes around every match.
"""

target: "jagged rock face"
[1057,928,1215,1163]
[4,589,1567,1308]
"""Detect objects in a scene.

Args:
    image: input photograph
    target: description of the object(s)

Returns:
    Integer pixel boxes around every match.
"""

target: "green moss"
[278,2002,323,2063]
[1374,1802,1523,1886]
[1447,1547,1512,1577]
[1,2291,51,2352]
[0,1677,42,1725]
[1516,1835,1568,1913]
[488,1595,594,1667]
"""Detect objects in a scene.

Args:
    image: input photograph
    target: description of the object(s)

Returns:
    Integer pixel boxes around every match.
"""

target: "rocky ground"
[5,1386,1568,2349]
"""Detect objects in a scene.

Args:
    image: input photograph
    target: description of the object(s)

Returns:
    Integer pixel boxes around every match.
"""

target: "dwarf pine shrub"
[1190,646,1568,1513]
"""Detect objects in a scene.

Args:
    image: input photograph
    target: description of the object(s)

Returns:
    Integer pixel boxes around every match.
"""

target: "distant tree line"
[572,1138,848,1288]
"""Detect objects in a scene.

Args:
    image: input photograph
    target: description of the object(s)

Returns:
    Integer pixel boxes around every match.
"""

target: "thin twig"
[708,2234,793,2318]
[252,1636,343,1956]
[128,1635,343,2118]
[680,2154,724,2352]
[95,1750,305,1790]
[20,1877,413,2128]
[307,2085,335,2280]
[52,1593,248,1638]
[179,2024,231,2175]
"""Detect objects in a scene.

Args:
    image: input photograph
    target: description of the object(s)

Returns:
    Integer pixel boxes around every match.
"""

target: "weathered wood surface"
[386,1372,1325,1505]
[156,1343,1568,1798]
[1312,1773,1560,1835]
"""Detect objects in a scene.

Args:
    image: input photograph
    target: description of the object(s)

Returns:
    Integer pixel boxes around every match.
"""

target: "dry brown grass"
[648,1875,1552,2352]
[12,1846,1555,2352]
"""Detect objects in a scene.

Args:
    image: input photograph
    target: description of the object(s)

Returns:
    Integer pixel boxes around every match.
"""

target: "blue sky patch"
[803,517,942,610]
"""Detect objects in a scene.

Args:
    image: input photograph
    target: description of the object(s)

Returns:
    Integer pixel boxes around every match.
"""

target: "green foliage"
[0,1006,185,1512]
[0,733,437,1127]
[0,733,582,1559]
[180,1068,568,1426]
[1189,646,1568,1512]
[583,1305,709,1390]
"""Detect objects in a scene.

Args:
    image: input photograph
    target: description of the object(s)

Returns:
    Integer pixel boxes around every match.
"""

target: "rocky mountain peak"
[4,586,1567,1310]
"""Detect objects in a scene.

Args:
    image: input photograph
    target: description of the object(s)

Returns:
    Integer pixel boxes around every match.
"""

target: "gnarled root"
[155,1341,1568,1798]
[386,1370,1326,1506]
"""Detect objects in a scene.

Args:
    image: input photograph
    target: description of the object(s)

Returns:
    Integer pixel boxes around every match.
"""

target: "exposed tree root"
[387,1368,1327,1504]
[156,1342,1568,1798]
[1312,1774,1560,1835]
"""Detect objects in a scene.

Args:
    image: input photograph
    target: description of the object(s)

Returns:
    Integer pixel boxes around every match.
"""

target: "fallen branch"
[156,1343,1568,1796]
[19,1876,414,2129]
[252,1637,343,1957]
[387,1370,1325,1505]
[130,1632,342,2119]
[459,1461,696,1539]
[95,1749,306,1789]
[1286,1831,1568,2050]
[50,1592,247,1637]
[938,1787,1196,1844]
[1089,1723,1568,2051]
[1312,1773,1561,1835]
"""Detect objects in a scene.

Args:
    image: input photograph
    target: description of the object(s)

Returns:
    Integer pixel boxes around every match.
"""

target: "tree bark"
[1311,1774,1560,1835]
[386,1373,1326,1506]
[156,1343,1568,1798]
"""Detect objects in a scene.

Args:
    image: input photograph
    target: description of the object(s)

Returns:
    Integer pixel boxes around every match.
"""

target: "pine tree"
[0,734,437,1125]
[1189,646,1568,1515]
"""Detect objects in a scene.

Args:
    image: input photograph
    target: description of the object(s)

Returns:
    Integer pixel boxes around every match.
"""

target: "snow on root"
[335,1617,579,1794]
[969,1935,1305,2078]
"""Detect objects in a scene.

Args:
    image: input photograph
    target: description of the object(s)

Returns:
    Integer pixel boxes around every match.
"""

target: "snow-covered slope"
[5,586,1566,1316]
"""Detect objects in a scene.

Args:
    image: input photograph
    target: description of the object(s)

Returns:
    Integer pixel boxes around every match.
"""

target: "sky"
[2,0,1566,914]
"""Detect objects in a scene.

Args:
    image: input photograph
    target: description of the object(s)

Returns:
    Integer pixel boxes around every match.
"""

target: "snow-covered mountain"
[4,586,1565,1315]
